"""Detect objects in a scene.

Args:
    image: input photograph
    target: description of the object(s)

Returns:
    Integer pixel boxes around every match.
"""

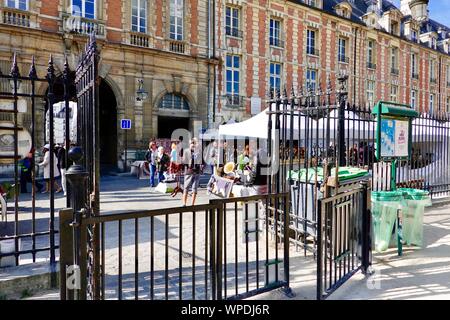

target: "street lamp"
[136,79,148,102]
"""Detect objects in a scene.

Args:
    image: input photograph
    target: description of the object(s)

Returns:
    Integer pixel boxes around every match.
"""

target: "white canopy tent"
[218,106,317,139]
[314,109,376,139]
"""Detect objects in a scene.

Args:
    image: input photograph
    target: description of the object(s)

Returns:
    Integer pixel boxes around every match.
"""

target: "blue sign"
[121,119,132,130]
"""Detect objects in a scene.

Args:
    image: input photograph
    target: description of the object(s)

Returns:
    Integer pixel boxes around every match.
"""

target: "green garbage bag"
[371,191,407,253]
[397,189,432,247]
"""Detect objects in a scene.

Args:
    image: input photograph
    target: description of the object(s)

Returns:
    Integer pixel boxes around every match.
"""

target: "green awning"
[372,101,419,118]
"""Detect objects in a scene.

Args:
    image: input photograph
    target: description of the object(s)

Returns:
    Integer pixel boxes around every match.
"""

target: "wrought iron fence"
[59,192,290,300]
[0,53,74,274]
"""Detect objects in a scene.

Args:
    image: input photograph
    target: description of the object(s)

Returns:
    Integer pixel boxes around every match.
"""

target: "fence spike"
[46,54,56,83]
[10,52,20,78]
[29,55,37,79]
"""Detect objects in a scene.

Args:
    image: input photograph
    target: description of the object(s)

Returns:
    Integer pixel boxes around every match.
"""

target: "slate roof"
[290,0,450,53]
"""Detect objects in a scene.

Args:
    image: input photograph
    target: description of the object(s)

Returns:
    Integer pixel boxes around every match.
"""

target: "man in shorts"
[182,138,202,206]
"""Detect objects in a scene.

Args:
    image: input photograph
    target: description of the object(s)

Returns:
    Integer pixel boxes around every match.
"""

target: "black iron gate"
[267,76,372,300]
[59,33,101,300]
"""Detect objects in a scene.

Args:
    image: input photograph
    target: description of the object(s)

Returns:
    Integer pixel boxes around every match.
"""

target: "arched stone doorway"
[157,93,190,138]
[99,79,118,172]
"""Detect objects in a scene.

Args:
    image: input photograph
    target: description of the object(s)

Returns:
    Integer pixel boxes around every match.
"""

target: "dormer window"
[335,3,352,19]
[390,21,399,36]
[411,30,418,42]
[431,37,437,49]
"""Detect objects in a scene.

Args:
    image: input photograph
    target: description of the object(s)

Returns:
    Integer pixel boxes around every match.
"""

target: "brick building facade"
[0,0,215,169]
[0,0,450,169]
[216,0,450,123]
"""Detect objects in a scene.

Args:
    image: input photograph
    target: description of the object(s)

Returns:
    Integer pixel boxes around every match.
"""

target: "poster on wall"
[0,122,32,163]
[380,118,409,158]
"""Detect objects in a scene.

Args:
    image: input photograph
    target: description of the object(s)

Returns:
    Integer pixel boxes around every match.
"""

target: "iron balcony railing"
[62,14,106,37]
[338,55,349,63]
[391,68,399,76]
[270,38,285,48]
[225,94,244,107]
[129,32,150,48]
[367,62,377,69]
[225,26,243,38]
[412,72,419,80]
[430,77,437,84]
[307,47,320,56]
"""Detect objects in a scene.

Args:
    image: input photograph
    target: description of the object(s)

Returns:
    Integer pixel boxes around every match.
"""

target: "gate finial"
[29,56,37,79]
[10,52,20,78]
[46,54,56,83]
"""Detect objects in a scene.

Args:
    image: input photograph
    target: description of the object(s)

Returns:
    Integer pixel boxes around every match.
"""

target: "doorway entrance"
[158,116,189,139]
[99,79,117,172]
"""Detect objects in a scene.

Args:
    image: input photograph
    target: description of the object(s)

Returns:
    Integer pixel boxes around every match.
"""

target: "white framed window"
[447,65,450,86]
[430,60,436,82]
[226,55,240,96]
[429,94,435,114]
[6,0,28,10]
[169,0,184,41]
[411,89,417,109]
[391,47,398,72]
[306,69,317,92]
[131,0,147,33]
[307,29,317,55]
[270,62,282,93]
[72,0,96,19]
[225,6,240,37]
[269,18,282,47]
[366,80,375,108]
[338,38,347,63]
[367,40,375,68]
[411,53,418,79]
[390,85,398,103]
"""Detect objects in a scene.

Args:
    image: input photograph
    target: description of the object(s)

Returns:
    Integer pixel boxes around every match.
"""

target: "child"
[169,142,178,179]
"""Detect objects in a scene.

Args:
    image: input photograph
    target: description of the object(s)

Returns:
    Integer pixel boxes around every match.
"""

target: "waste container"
[289,167,369,238]
[371,191,407,253]
[397,188,432,247]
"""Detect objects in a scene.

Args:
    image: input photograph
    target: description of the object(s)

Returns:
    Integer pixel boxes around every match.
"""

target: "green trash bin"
[371,191,407,253]
[397,188,432,247]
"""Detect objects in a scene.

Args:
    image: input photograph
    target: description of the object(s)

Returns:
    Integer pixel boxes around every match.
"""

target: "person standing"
[38,144,62,194]
[208,140,218,175]
[156,146,170,184]
[182,138,202,206]
[19,148,43,193]
[56,143,68,196]
[145,141,158,188]
[169,142,178,179]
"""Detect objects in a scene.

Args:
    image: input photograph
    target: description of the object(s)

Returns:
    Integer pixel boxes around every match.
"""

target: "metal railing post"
[360,180,372,274]
[65,146,89,299]
[216,203,224,300]
[59,208,74,300]
[316,199,323,301]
